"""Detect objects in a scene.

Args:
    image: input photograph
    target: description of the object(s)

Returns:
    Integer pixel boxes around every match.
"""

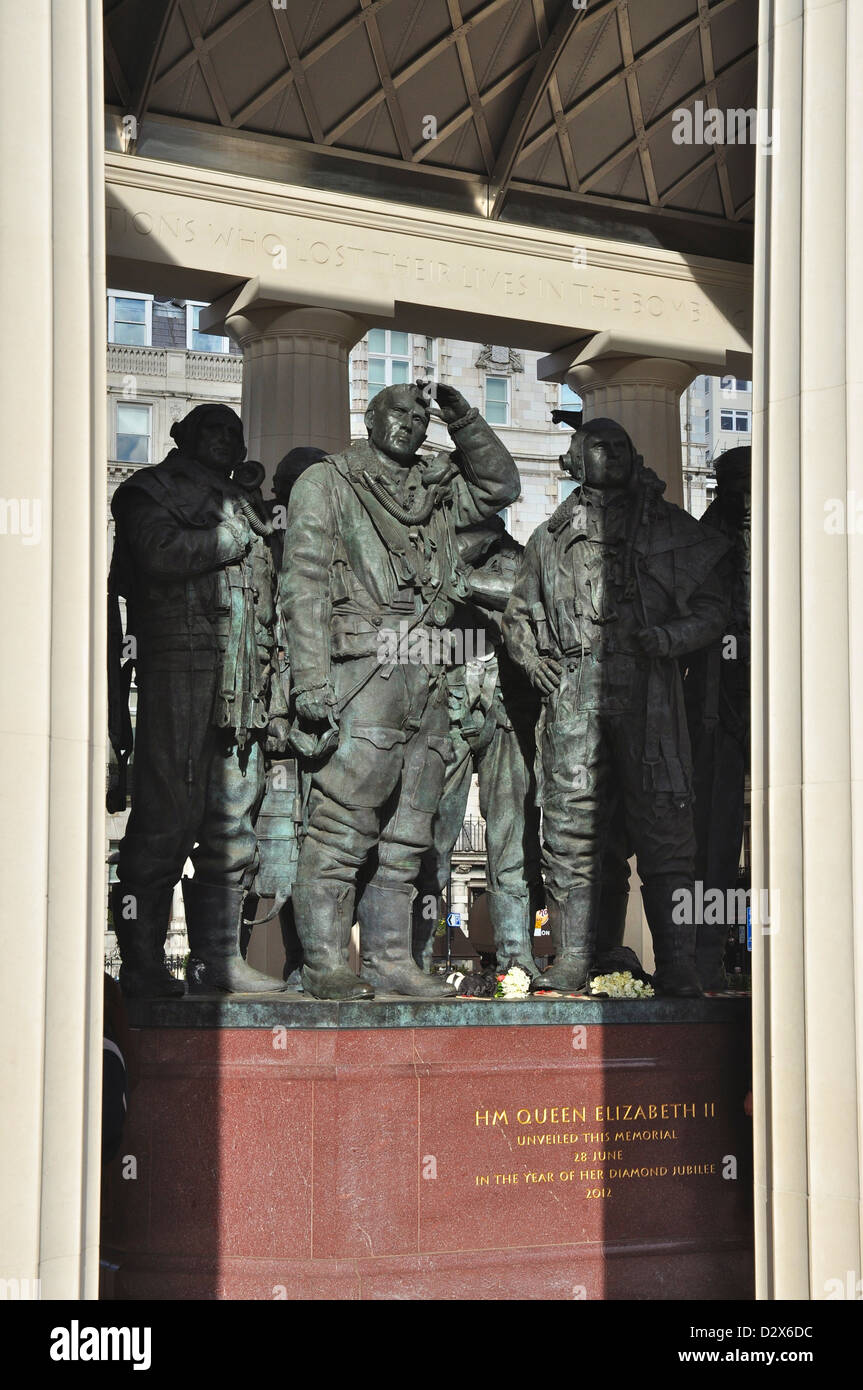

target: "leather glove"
[220,500,253,552]
[524,654,562,695]
[435,381,473,424]
[264,717,291,755]
[635,626,671,658]
[295,683,336,723]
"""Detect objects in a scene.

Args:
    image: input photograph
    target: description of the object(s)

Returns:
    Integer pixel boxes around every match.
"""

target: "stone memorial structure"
[99,401,754,1303]
[16,0,861,1309]
[101,996,752,1301]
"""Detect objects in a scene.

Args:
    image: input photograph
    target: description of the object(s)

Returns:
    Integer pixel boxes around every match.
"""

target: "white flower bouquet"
[589,969,654,999]
[494,965,532,1000]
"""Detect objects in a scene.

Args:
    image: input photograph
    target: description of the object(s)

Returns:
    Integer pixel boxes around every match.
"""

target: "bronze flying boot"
[541,884,600,993]
[111,883,184,999]
[184,879,287,994]
[359,882,457,997]
[488,889,541,979]
[642,880,702,998]
[292,879,375,1001]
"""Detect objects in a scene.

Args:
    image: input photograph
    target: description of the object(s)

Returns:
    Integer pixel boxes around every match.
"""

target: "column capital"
[564,354,697,398]
[541,335,706,506]
[202,278,369,352]
[227,304,370,352]
[537,328,745,389]
[212,281,368,474]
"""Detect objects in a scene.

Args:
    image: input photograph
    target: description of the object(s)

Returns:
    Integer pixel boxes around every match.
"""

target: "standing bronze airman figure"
[280,380,520,1000]
[108,404,286,997]
[503,418,729,997]
[683,445,751,989]
[412,517,543,979]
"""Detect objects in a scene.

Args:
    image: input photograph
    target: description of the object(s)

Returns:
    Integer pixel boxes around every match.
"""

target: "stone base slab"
[102,999,753,1300]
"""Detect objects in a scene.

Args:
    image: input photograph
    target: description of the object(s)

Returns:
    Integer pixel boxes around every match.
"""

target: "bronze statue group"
[108,382,750,1002]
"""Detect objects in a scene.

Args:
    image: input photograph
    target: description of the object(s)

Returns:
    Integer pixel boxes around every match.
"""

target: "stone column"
[564,356,695,507]
[212,298,368,480]
[0,0,106,1298]
[751,0,862,1299]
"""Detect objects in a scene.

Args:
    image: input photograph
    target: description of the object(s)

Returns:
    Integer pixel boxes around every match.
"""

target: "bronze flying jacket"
[280,412,520,698]
[109,451,277,744]
[503,477,731,670]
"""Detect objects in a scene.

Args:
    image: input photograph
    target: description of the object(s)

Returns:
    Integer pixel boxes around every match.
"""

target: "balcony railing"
[454,816,486,854]
[107,344,167,376]
[107,344,243,384]
[105,947,186,981]
[186,351,242,382]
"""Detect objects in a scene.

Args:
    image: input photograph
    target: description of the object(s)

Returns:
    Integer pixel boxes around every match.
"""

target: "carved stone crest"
[474,344,524,374]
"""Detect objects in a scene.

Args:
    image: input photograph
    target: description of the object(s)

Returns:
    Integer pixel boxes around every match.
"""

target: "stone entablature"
[106,153,752,365]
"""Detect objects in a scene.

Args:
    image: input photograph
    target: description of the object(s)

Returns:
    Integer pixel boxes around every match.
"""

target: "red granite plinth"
[101,1017,753,1300]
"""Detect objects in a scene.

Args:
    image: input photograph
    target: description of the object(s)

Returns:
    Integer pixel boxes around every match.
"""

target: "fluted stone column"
[0,0,106,1298]
[751,0,862,1300]
[564,356,695,507]
[207,295,368,480]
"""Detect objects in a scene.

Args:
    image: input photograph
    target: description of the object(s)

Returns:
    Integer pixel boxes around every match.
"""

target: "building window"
[485,375,509,426]
[186,303,229,353]
[368,329,411,389]
[557,382,582,426]
[559,478,578,503]
[115,401,151,463]
[720,375,753,395]
[108,290,152,346]
[705,408,710,436]
[720,410,751,432]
